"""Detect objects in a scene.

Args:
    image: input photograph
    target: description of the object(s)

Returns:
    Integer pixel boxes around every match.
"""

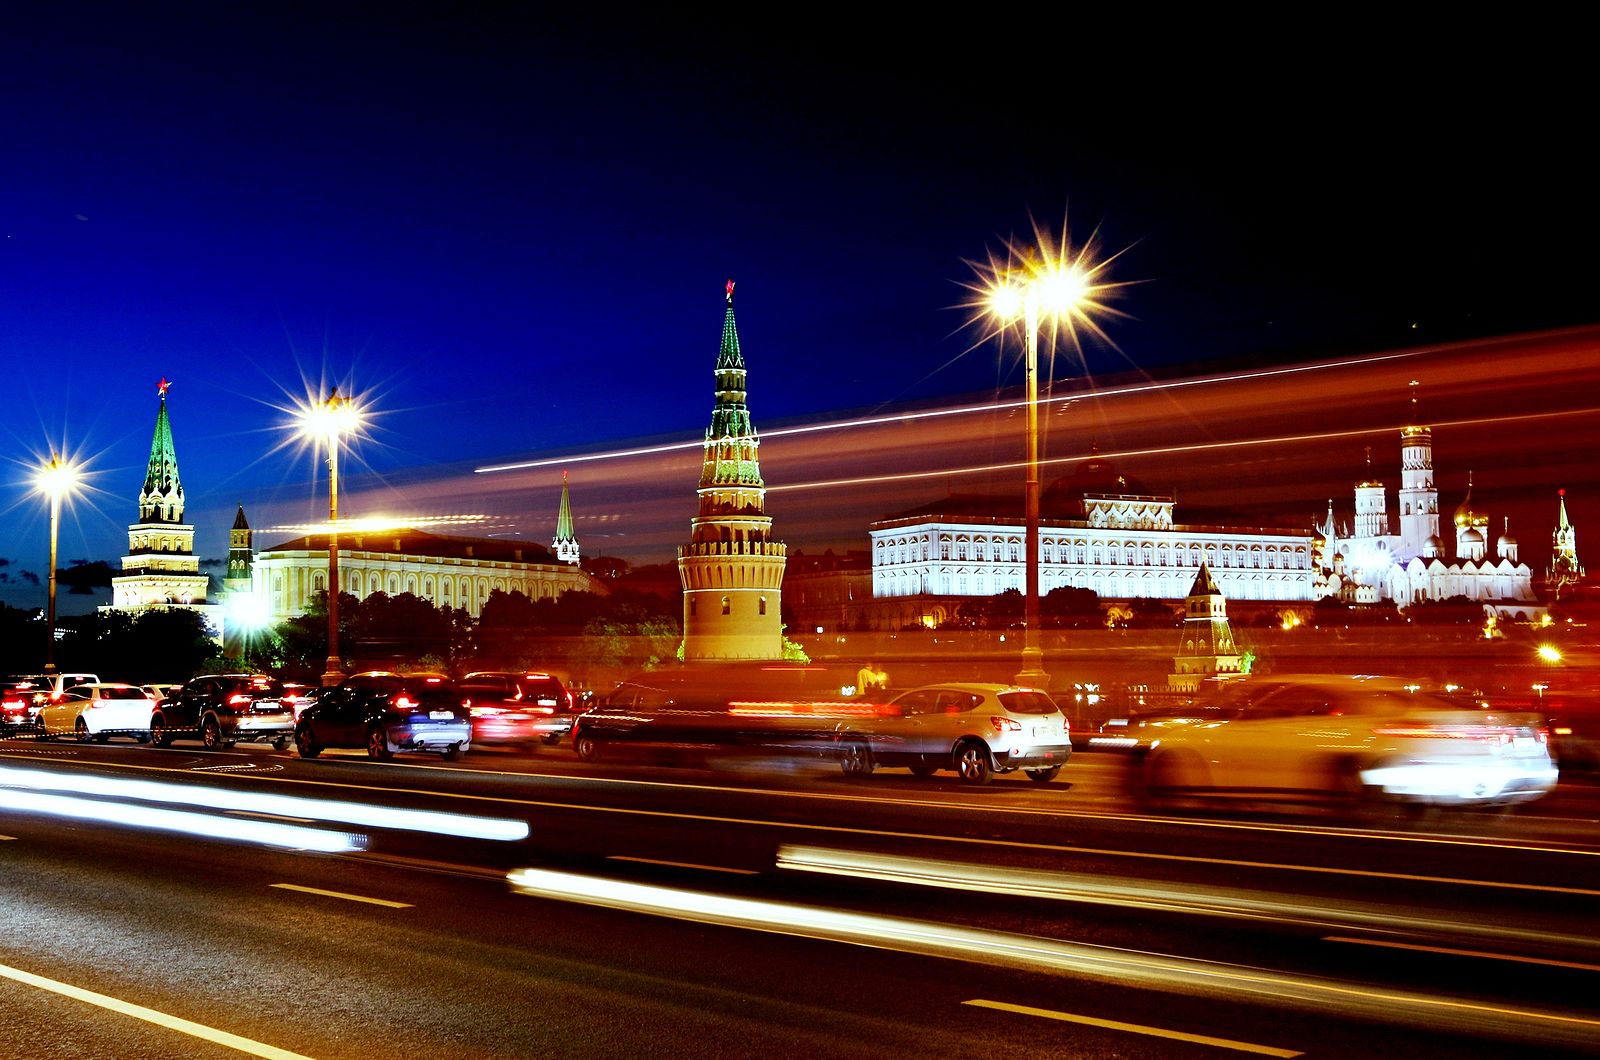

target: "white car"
[1140,675,1559,808]
[40,683,156,743]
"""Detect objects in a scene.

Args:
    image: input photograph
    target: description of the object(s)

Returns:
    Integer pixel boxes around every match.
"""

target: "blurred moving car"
[1095,703,1242,751]
[150,674,295,750]
[295,671,471,761]
[39,683,155,742]
[572,664,864,765]
[459,671,577,749]
[1138,675,1558,808]
[836,682,1072,785]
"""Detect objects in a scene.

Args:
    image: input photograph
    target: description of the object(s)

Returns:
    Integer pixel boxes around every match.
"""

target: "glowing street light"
[1536,643,1563,664]
[979,230,1115,688]
[297,387,364,686]
[34,454,82,675]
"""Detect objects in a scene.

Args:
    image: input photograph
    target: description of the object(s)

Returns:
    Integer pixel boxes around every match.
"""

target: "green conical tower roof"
[715,279,745,371]
[139,378,185,524]
[556,471,575,539]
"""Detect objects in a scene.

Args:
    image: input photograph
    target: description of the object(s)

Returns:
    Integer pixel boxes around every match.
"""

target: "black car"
[459,670,577,748]
[151,674,296,750]
[295,671,471,762]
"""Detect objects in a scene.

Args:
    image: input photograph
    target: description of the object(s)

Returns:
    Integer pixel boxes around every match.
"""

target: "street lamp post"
[986,259,1094,690]
[35,454,81,676]
[300,387,362,687]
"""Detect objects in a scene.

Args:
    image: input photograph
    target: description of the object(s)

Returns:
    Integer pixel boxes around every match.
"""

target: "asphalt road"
[3,735,1597,1058]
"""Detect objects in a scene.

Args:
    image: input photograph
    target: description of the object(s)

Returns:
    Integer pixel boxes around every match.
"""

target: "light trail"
[507,866,1600,1045]
[473,348,1430,475]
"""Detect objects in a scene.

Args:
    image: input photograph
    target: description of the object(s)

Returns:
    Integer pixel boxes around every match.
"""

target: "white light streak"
[0,788,361,853]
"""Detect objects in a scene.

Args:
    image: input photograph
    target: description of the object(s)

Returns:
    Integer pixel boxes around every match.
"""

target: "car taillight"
[228,694,252,706]
[991,716,1023,732]
[392,695,417,711]
[565,690,574,711]
[1374,724,1514,743]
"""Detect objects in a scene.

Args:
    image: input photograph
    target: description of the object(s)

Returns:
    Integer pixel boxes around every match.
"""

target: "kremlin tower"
[111,379,212,614]
[553,471,580,565]
[677,280,787,660]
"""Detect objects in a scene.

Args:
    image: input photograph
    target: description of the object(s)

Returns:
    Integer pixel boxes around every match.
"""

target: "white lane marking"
[963,998,1302,1057]
[0,958,313,1058]
[607,855,758,875]
[225,810,315,824]
[269,883,412,908]
[10,753,1597,896]
[1324,935,1600,973]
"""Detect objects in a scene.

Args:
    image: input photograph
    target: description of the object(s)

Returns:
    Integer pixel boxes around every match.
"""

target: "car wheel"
[294,724,321,759]
[1141,748,1208,806]
[273,736,290,752]
[75,718,92,743]
[574,731,602,762]
[366,725,393,760]
[1026,765,1062,784]
[954,741,993,785]
[441,743,463,762]
[201,716,224,751]
[839,737,874,778]
[908,764,938,779]
[150,717,173,747]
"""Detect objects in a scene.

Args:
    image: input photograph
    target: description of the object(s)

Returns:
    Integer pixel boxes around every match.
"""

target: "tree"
[1042,586,1101,629]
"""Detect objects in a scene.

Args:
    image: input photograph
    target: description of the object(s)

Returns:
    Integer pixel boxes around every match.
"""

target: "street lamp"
[298,387,363,686]
[34,454,82,676]
[984,253,1100,689]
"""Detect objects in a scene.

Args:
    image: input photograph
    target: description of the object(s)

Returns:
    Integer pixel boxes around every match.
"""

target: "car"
[1137,674,1559,809]
[150,674,296,750]
[294,671,471,761]
[142,683,182,706]
[1,680,46,735]
[835,682,1072,785]
[38,683,155,742]
[1094,702,1243,751]
[459,671,577,749]
[280,683,320,723]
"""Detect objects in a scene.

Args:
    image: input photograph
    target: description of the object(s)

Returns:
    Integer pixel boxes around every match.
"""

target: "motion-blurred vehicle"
[295,671,471,761]
[835,682,1071,785]
[572,664,864,766]
[459,670,576,748]
[150,674,295,750]
[1138,675,1558,808]
[39,683,155,742]
[1545,707,1599,774]
[1095,702,1242,751]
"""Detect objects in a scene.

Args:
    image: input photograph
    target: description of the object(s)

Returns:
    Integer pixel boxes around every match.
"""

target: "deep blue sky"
[3,8,1594,606]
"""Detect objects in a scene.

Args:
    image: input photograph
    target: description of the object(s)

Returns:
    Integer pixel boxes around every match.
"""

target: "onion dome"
[1453,471,1488,529]
[1461,527,1484,546]
[1425,533,1445,556]
[1497,517,1517,552]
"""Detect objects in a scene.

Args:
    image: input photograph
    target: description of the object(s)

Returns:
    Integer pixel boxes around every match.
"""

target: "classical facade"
[676,280,787,660]
[110,380,218,627]
[1314,384,1542,618]
[252,528,598,622]
[870,454,1317,616]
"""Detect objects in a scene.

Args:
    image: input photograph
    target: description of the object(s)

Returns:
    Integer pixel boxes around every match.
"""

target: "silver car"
[837,682,1072,785]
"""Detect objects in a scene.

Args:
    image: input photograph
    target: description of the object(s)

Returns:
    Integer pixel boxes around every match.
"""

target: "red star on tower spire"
[725,278,735,303]
[157,377,171,396]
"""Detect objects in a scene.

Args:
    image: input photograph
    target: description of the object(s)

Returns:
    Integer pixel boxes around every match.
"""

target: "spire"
[701,279,763,496]
[1188,560,1220,597]
[716,278,745,372]
[1558,487,1572,531]
[232,504,250,531]
[139,378,184,523]
[553,470,579,565]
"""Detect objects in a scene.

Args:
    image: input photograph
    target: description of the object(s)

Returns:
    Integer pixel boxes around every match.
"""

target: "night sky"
[3,9,1595,609]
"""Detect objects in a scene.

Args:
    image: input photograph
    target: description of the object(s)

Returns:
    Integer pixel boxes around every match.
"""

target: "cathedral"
[1312,383,1543,619]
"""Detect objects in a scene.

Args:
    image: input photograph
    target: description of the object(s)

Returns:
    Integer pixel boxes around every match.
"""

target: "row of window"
[688,595,769,616]
[876,570,1313,600]
[877,540,1312,569]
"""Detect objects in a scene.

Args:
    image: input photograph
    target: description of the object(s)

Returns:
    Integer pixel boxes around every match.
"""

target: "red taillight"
[991,716,1023,732]
[228,694,252,706]
[1374,724,1515,743]
[392,695,417,711]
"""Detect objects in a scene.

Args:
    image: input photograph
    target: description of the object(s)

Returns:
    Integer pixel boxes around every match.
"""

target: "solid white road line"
[225,809,315,823]
[269,883,413,908]
[607,855,758,875]
[1324,935,1600,973]
[963,998,1302,1057]
[0,958,312,1059]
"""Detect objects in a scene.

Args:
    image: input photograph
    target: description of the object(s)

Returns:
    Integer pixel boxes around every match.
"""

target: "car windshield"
[229,678,284,697]
[98,687,149,700]
[997,691,1061,715]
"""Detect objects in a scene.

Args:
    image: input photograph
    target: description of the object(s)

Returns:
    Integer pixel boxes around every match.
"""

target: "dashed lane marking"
[607,855,758,875]
[269,883,412,908]
[1324,935,1600,973]
[0,958,313,1058]
[964,999,1302,1057]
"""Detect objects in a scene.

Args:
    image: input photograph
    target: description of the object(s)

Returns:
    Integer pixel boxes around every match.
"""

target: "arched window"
[690,597,698,617]
[759,597,767,615]
[721,596,731,615]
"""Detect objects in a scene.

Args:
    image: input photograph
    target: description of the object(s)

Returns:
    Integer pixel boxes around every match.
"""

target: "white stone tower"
[1354,447,1388,541]
[1548,489,1584,600]
[112,379,211,611]
[1397,380,1441,559]
[677,280,787,660]
[1169,562,1242,692]
[553,471,580,565]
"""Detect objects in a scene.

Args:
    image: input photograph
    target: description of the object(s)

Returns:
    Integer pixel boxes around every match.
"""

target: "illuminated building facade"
[870,454,1317,621]
[1315,386,1542,618]
[110,381,217,627]
[677,281,787,660]
[252,528,597,621]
